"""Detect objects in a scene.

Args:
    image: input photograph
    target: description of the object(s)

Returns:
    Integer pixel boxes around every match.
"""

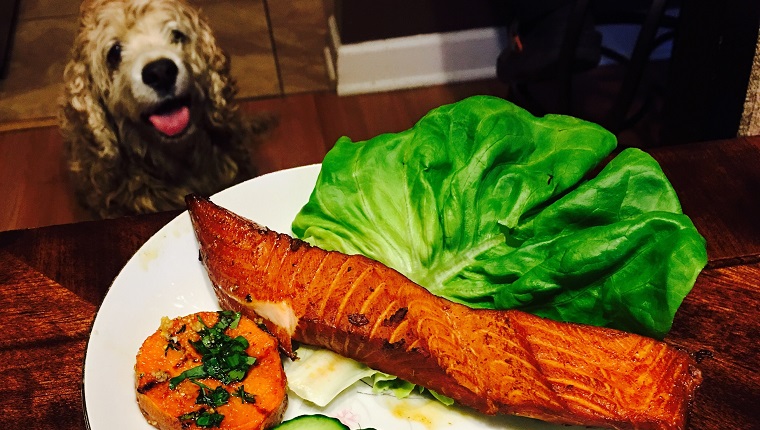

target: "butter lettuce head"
[292,96,706,339]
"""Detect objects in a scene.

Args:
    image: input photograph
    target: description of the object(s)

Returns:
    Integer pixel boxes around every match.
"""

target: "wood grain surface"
[0,251,94,428]
[651,137,760,264]
[0,212,175,430]
[0,137,759,429]
[666,264,760,429]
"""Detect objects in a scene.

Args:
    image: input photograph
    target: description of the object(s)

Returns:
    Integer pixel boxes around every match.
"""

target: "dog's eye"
[106,42,122,69]
[171,29,188,44]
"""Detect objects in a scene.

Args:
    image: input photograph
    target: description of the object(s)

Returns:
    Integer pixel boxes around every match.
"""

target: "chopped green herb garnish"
[179,409,224,428]
[231,385,256,404]
[169,311,261,428]
[193,381,230,408]
[196,412,224,428]
[169,365,207,389]
[168,311,257,389]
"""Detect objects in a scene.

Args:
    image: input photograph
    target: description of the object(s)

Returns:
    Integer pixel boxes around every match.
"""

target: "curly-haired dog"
[60,0,270,218]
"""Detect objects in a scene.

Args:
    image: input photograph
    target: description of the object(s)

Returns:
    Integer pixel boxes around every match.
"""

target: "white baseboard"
[327,16,507,96]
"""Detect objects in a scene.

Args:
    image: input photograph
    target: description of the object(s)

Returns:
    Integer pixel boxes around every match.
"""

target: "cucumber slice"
[272,414,376,430]
[272,414,348,429]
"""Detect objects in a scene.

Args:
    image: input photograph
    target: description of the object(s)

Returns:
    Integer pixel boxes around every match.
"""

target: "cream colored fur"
[60,0,269,218]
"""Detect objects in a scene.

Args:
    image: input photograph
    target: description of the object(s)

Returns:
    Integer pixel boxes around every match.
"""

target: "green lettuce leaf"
[370,373,454,405]
[292,95,706,339]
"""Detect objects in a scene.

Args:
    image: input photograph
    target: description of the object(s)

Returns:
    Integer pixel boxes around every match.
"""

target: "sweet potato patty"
[135,311,287,430]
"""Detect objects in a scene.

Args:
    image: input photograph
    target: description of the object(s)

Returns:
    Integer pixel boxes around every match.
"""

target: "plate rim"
[81,164,322,428]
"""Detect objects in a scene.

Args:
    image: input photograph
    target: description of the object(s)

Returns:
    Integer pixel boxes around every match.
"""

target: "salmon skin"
[186,195,701,430]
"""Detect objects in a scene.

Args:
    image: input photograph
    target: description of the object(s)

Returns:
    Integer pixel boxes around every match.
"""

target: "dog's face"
[77,0,217,143]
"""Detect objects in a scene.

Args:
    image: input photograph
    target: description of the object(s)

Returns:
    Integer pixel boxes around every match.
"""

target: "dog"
[60,0,271,219]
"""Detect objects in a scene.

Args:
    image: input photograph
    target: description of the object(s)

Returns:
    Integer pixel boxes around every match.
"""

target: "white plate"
[83,164,588,430]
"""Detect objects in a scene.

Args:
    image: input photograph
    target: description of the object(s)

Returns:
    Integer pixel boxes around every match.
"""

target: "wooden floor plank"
[244,93,330,175]
[0,126,90,231]
[314,80,511,145]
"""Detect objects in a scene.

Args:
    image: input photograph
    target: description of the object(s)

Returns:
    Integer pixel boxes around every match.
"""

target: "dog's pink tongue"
[149,106,190,136]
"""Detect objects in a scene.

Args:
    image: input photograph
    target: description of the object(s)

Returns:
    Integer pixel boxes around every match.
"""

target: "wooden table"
[1,136,759,429]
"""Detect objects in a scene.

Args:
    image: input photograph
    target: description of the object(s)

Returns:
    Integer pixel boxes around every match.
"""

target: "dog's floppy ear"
[190,8,241,129]
[59,30,119,161]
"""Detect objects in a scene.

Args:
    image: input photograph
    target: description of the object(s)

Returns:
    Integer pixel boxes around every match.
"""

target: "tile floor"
[0,0,332,127]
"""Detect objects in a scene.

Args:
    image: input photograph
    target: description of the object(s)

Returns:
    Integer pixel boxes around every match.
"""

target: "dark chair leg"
[605,0,670,133]
[557,0,592,114]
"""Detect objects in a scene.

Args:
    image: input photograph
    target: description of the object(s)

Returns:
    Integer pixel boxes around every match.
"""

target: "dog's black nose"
[142,59,178,94]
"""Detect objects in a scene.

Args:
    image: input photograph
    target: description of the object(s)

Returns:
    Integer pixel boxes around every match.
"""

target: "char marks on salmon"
[186,194,701,430]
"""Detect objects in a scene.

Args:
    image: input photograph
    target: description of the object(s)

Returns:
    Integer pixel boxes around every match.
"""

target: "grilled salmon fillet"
[186,195,701,430]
